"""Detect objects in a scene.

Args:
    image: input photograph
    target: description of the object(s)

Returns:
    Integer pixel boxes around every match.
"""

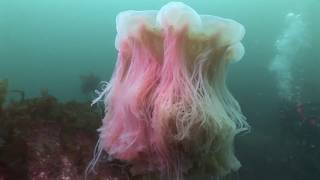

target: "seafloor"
[0,77,136,180]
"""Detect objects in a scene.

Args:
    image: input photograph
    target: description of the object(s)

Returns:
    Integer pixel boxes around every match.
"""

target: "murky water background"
[1,0,320,179]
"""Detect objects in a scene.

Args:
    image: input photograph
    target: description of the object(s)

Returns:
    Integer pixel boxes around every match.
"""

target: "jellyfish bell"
[156,2,202,32]
[90,2,249,179]
[115,10,158,50]
[225,42,245,63]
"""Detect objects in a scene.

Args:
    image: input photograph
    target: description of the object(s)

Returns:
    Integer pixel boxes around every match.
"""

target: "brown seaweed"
[0,79,8,108]
[80,73,101,96]
[0,90,131,180]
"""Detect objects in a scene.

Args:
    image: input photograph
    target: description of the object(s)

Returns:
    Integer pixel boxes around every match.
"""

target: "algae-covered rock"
[0,79,8,107]
[0,90,131,179]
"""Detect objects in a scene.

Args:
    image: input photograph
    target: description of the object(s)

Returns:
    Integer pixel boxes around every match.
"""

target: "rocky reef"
[0,79,8,108]
[0,87,131,180]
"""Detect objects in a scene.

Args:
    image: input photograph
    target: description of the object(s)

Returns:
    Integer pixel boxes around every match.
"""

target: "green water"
[1,0,319,101]
[1,0,320,179]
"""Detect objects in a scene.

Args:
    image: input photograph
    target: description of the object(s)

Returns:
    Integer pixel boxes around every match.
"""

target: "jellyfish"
[89,2,249,179]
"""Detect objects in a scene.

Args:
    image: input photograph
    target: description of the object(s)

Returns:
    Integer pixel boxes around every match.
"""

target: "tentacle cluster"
[93,2,249,179]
